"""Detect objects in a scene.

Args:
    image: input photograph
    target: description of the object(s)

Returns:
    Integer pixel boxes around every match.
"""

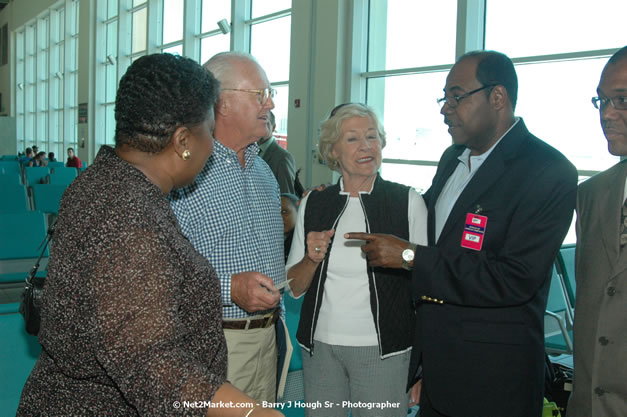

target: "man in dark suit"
[567,46,627,417]
[258,111,297,194]
[346,51,577,417]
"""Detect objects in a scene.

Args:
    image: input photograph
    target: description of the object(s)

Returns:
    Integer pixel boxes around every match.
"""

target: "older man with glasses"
[567,46,627,417]
[170,51,284,404]
[349,50,578,417]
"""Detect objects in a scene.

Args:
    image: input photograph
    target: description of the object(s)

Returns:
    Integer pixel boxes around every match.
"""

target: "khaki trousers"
[223,325,277,403]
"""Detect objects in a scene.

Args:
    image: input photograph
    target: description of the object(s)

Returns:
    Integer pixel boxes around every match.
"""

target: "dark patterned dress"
[18,146,227,416]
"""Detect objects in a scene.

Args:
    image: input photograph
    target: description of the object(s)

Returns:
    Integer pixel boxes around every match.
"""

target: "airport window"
[249,0,291,147]
[162,0,183,50]
[92,0,292,153]
[485,0,626,176]
[365,0,625,195]
[13,0,79,159]
[200,0,231,64]
[365,0,457,193]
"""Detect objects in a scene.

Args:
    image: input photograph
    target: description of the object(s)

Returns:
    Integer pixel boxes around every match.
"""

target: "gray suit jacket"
[260,139,296,195]
[568,161,627,417]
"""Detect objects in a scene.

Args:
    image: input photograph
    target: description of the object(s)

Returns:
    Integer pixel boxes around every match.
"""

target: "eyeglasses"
[591,95,627,111]
[437,84,497,109]
[222,87,276,105]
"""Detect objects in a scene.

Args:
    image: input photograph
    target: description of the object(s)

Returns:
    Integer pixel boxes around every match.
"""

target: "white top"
[434,118,520,242]
[286,179,428,346]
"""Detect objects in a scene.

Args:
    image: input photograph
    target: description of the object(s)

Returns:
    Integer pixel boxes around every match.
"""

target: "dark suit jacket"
[260,139,296,195]
[568,161,627,417]
[408,119,577,417]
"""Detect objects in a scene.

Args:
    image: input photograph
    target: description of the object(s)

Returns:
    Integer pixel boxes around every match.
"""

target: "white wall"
[287,0,354,188]
[0,116,16,155]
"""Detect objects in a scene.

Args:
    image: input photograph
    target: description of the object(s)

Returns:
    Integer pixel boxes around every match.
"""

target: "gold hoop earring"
[182,150,191,160]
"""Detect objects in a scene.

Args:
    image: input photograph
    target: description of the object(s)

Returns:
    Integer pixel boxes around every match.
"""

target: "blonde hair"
[318,103,386,171]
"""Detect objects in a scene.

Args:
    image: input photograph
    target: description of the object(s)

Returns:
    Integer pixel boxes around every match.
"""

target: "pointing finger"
[344,232,376,241]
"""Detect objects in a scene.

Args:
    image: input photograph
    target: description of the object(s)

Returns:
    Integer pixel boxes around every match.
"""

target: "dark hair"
[608,46,627,66]
[115,53,220,153]
[67,147,75,153]
[35,151,46,159]
[460,50,518,111]
[48,152,55,159]
[25,147,32,155]
[280,193,299,207]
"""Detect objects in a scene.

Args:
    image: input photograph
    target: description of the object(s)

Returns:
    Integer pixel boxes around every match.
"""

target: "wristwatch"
[401,243,417,271]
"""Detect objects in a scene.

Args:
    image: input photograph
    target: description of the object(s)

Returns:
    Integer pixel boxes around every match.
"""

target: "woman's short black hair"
[115,53,220,153]
[280,193,299,207]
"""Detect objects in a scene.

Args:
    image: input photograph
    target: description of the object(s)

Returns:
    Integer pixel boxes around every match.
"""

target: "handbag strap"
[25,220,56,285]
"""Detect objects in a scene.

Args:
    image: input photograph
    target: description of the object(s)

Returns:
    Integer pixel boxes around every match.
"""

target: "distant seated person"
[32,145,39,155]
[66,147,83,168]
[20,147,34,165]
[28,151,48,167]
[48,152,57,162]
[280,193,299,262]
[258,111,297,194]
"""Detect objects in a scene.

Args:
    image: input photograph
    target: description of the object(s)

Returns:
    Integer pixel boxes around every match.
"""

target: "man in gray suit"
[568,46,627,417]
[258,111,297,194]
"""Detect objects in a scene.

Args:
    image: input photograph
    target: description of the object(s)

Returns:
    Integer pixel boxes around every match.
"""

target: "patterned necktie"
[621,198,627,248]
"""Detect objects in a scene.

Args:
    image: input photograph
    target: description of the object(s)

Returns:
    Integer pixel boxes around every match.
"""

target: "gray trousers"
[301,341,410,417]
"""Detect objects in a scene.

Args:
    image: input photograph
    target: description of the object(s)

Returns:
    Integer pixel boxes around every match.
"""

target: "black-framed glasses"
[591,95,627,111]
[222,87,276,105]
[437,84,497,109]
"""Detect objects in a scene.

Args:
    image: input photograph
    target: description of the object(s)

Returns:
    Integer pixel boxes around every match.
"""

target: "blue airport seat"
[0,161,22,176]
[0,269,46,285]
[24,167,50,186]
[285,295,303,372]
[0,212,48,260]
[1,155,19,161]
[48,166,77,185]
[47,161,65,169]
[0,303,41,416]
[557,244,576,306]
[0,173,23,187]
[545,263,573,355]
[0,211,48,284]
[30,184,67,214]
[0,184,29,213]
[279,295,305,416]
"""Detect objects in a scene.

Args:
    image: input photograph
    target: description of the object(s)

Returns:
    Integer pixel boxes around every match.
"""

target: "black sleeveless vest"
[297,175,415,357]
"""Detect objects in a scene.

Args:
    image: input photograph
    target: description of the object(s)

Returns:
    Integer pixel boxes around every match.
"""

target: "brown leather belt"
[222,309,280,330]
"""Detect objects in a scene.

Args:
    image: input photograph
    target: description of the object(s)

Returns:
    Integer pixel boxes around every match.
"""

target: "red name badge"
[461,213,487,251]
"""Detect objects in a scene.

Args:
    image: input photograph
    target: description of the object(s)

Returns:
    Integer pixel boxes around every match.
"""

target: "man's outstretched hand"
[344,232,410,268]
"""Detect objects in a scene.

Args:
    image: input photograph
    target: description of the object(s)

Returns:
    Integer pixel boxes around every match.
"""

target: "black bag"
[20,221,55,336]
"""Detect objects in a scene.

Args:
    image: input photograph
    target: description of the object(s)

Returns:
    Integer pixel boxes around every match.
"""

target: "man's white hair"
[203,51,260,86]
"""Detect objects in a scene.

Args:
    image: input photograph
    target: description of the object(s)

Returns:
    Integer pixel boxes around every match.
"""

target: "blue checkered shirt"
[170,139,285,319]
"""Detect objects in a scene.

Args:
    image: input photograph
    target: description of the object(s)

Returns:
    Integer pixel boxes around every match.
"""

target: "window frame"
[13,0,80,161]
[358,0,620,181]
